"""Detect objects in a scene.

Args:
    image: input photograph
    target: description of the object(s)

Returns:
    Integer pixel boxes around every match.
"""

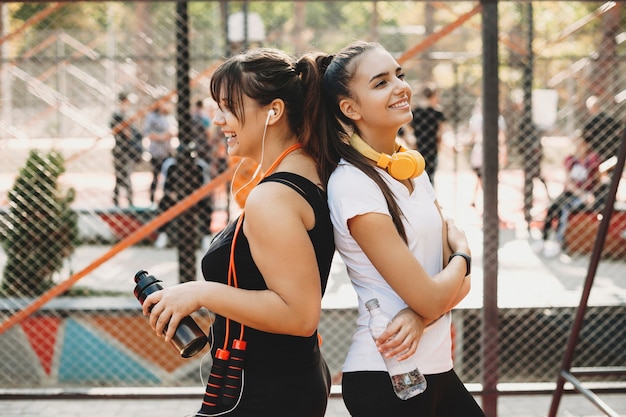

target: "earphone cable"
[229,110,271,204]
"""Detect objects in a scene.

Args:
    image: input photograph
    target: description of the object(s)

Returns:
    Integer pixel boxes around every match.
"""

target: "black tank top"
[201,172,335,374]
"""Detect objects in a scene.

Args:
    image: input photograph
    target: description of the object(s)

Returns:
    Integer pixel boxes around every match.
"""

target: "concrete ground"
[2,391,626,416]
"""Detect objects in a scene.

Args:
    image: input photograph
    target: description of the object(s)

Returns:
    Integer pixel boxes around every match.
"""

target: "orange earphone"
[350,134,425,180]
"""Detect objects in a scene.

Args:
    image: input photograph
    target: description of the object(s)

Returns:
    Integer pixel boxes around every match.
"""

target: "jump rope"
[187,109,303,417]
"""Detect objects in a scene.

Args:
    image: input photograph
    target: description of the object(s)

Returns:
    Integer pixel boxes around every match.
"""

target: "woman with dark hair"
[142,48,335,417]
[320,41,485,417]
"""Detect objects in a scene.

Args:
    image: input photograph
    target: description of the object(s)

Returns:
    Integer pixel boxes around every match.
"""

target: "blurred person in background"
[583,95,622,164]
[533,133,601,258]
[153,101,216,251]
[582,95,623,209]
[512,94,548,227]
[468,99,507,208]
[192,98,213,163]
[204,99,230,178]
[206,98,235,224]
[409,82,447,187]
[110,92,137,207]
[193,98,212,130]
[189,99,216,244]
[144,98,176,206]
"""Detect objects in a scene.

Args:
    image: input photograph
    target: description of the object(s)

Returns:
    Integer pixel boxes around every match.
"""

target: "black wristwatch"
[449,252,471,276]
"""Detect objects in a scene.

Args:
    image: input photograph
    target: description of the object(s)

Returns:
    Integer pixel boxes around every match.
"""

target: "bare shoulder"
[245,155,320,231]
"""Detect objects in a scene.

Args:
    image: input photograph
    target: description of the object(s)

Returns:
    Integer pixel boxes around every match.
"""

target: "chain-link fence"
[1,0,625,401]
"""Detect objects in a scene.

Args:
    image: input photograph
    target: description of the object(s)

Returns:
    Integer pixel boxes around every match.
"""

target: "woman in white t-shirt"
[319,41,485,416]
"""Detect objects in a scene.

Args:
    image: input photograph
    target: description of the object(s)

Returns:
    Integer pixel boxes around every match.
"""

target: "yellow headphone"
[350,134,425,180]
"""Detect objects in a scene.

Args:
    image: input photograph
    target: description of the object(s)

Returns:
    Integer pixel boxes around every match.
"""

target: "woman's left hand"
[375,308,425,361]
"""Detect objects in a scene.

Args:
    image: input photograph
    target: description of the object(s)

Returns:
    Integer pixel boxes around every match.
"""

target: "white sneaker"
[154,232,168,249]
[543,241,562,258]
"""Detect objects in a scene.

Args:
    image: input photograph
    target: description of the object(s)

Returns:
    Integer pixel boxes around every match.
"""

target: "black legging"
[342,369,485,417]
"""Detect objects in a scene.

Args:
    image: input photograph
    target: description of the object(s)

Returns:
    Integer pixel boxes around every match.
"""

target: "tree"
[1,150,78,297]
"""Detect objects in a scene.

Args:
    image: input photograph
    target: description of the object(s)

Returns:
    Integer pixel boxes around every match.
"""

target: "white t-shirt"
[328,160,453,375]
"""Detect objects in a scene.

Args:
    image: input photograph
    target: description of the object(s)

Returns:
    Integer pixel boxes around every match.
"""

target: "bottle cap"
[365,298,380,311]
[134,270,148,283]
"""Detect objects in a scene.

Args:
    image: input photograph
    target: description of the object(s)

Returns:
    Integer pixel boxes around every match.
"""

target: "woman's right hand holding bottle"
[374,307,425,361]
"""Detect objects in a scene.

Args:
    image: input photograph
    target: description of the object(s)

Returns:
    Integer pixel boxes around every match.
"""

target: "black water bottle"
[133,270,208,358]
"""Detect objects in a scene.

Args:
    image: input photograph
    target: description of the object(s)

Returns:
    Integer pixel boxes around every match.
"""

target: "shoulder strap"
[260,172,326,212]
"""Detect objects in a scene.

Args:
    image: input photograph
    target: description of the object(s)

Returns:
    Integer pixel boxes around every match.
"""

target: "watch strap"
[449,252,471,276]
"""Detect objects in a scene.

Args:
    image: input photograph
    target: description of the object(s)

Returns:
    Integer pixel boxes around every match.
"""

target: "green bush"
[1,150,78,297]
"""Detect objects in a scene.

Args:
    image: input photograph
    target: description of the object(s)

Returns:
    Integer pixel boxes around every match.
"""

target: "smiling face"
[339,47,413,140]
[209,49,304,163]
[213,92,266,159]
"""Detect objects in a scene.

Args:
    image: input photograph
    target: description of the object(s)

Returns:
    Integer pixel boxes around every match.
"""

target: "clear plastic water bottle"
[366,298,427,400]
